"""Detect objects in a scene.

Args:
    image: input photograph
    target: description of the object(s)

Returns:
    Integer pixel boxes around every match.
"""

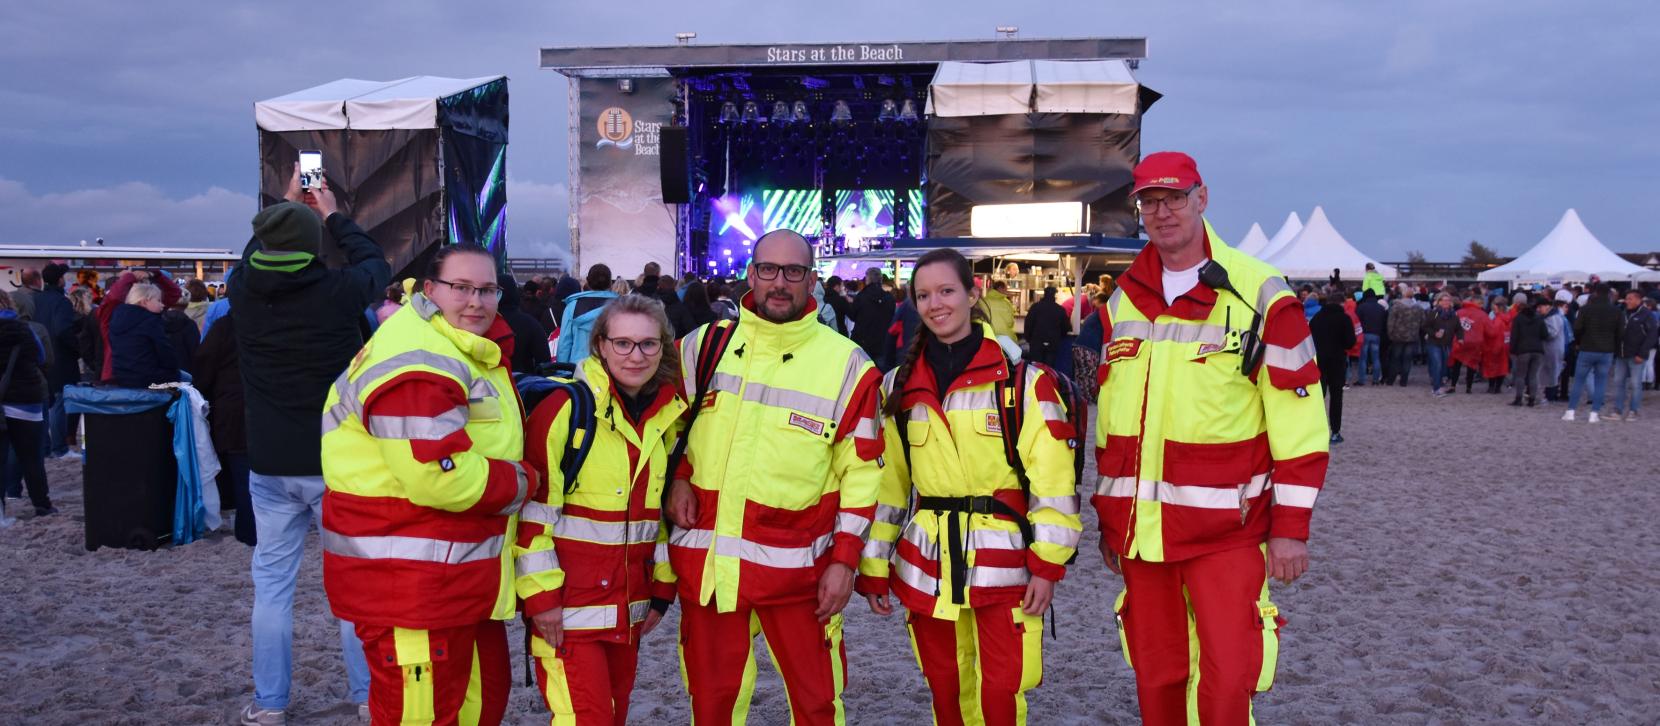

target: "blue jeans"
[46,390,67,457]
[1427,345,1449,390]
[1359,334,1382,383]
[1566,351,1614,413]
[1609,357,1645,413]
[249,472,369,710]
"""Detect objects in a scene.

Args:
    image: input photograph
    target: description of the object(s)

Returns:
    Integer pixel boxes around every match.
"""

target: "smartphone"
[298,150,323,190]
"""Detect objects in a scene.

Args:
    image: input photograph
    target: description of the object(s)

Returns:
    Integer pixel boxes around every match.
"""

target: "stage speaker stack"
[660,126,691,204]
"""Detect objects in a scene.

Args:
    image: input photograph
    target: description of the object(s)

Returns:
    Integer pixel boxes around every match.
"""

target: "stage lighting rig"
[719,101,740,125]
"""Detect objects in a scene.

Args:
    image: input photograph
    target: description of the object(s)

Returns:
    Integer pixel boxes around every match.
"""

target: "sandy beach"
[3,383,1657,725]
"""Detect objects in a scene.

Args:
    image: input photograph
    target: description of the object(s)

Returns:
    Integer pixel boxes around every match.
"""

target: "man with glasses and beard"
[664,230,884,725]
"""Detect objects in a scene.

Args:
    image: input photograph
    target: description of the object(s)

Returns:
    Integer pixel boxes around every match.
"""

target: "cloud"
[506,177,572,263]
[0,177,254,248]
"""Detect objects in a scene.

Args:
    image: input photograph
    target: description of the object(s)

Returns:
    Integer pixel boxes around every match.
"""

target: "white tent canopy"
[1476,209,1660,283]
[1254,211,1303,262]
[1234,223,1271,256]
[1263,206,1398,280]
[256,75,505,131]
[927,60,1140,117]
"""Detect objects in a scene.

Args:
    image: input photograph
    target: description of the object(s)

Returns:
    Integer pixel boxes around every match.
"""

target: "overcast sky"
[2,0,1655,261]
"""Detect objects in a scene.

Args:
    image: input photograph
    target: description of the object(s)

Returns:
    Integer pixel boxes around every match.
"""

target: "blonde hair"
[587,294,683,393]
[609,279,632,296]
[68,287,94,316]
[125,282,162,306]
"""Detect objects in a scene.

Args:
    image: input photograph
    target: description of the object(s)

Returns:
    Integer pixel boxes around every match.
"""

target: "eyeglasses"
[751,262,812,282]
[606,337,663,356]
[1134,189,1194,215]
[431,279,503,301]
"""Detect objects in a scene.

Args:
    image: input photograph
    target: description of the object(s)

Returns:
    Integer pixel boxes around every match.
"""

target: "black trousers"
[1322,362,1346,435]
[4,416,50,510]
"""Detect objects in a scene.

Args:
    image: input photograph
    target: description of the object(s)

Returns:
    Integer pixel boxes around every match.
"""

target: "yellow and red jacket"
[668,293,884,613]
[320,294,531,629]
[1094,225,1329,563]
[516,356,684,645]
[857,324,1082,620]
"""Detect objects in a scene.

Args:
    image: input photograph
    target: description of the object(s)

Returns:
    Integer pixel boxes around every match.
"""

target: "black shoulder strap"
[553,380,597,495]
[994,360,1030,495]
[663,320,738,488]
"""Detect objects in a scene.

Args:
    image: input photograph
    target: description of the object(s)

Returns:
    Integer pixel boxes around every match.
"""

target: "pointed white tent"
[1477,209,1660,283]
[1263,206,1398,280]
[1254,211,1303,262]
[1234,223,1271,256]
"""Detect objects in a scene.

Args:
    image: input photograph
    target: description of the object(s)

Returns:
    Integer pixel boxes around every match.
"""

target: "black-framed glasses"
[1135,189,1194,215]
[606,337,663,356]
[752,262,811,282]
[431,279,503,301]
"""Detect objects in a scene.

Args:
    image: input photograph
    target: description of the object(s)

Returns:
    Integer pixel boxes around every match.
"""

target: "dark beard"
[759,295,803,323]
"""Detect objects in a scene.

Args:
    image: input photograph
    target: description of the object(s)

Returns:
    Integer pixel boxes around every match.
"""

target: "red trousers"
[678,598,848,725]
[532,634,641,725]
[1116,545,1283,726]
[907,605,1044,726]
[357,619,510,726]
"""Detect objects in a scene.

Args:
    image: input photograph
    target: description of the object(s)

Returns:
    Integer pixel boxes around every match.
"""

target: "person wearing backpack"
[554,264,620,363]
[856,248,1081,726]
[517,293,685,724]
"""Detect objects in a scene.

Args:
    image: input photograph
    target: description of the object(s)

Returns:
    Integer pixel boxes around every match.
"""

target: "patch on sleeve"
[789,412,826,436]
[1105,338,1143,362]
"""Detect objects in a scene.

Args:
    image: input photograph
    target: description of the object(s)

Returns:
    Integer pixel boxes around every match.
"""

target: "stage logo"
[597,107,634,150]
[595,106,661,155]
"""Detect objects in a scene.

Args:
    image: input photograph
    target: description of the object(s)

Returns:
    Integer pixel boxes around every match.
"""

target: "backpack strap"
[663,320,739,489]
[553,380,597,495]
[994,360,1030,495]
[514,373,599,496]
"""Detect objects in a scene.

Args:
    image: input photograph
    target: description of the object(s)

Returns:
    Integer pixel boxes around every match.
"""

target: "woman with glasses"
[517,293,686,724]
[320,243,531,726]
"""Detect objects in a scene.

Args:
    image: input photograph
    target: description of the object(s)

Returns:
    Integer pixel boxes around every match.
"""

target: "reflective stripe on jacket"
[1093,224,1329,563]
[516,356,685,644]
[668,293,883,612]
[321,294,529,629]
[858,323,1081,619]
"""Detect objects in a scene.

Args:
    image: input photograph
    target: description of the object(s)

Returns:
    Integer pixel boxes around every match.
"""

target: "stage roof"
[255,75,505,132]
[540,37,1148,75]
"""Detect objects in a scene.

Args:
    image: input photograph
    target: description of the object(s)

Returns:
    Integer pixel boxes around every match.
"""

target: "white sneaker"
[1588,412,1601,424]
[358,703,371,723]
[239,703,286,726]
[1562,409,1576,421]
[1605,411,1623,421]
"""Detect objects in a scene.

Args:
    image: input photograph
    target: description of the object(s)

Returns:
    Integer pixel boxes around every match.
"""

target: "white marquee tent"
[1234,222,1270,256]
[1476,209,1660,283]
[1263,206,1397,280]
[1254,211,1303,262]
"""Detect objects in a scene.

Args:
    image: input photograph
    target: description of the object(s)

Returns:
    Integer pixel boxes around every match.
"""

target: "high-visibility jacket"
[516,356,684,644]
[320,294,531,629]
[857,324,1082,620]
[1093,225,1329,563]
[667,293,884,613]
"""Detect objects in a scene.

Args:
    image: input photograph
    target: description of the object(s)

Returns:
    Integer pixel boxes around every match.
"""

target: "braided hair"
[881,248,987,418]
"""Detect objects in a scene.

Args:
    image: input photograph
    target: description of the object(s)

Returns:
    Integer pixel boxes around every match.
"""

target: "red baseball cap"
[1131,152,1203,196]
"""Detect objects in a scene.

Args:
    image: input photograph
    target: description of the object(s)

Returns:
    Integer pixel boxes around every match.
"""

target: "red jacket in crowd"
[1451,302,1490,370]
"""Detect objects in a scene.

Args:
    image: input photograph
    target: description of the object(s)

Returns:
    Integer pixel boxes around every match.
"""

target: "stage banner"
[575,76,678,280]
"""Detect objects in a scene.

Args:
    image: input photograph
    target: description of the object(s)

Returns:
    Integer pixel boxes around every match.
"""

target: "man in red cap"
[1094,152,1329,724]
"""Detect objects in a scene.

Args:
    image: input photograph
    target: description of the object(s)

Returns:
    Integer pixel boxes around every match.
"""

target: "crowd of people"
[1300,274,1659,440]
[0,260,239,527]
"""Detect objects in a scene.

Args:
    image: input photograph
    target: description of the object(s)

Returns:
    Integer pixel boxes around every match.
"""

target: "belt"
[915,495,1033,605]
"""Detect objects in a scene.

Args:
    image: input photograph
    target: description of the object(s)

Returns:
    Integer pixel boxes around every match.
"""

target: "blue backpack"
[514,374,598,494]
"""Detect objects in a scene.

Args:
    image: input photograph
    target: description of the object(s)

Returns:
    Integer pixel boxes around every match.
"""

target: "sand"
[3,383,1658,724]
